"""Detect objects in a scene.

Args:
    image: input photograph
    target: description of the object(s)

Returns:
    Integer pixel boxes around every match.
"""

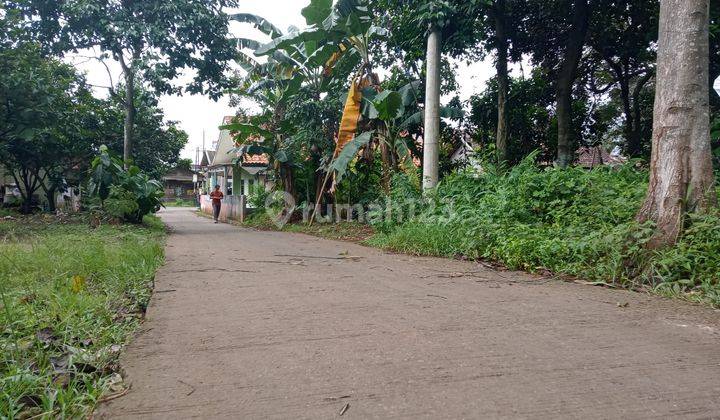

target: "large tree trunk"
[494,0,509,165]
[555,0,590,168]
[637,0,717,248]
[422,27,441,190]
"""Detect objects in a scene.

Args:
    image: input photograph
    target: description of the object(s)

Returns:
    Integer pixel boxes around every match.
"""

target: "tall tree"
[491,0,510,165]
[555,0,590,167]
[0,45,99,213]
[99,89,189,180]
[637,0,717,247]
[11,0,237,164]
[588,0,659,158]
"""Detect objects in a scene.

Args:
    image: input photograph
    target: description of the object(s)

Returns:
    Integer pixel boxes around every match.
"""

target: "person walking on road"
[210,185,224,223]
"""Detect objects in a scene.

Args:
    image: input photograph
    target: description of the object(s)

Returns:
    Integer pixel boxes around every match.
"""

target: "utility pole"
[422,26,441,191]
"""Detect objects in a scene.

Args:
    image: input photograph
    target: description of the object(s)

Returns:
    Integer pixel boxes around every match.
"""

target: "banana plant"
[253,0,389,153]
[227,13,337,199]
[329,80,463,187]
[230,13,337,98]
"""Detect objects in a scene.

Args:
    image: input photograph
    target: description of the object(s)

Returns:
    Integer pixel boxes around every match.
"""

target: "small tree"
[0,45,98,213]
[636,0,717,247]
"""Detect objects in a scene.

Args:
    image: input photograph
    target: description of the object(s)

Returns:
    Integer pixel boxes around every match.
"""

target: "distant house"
[0,167,19,206]
[162,167,198,200]
[576,146,627,169]
[199,150,216,173]
[204,116,271,197]
[199,116,272,222]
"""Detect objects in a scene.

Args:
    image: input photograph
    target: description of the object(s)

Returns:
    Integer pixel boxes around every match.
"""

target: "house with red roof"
[203,116,271,197]
[199,116,272,221]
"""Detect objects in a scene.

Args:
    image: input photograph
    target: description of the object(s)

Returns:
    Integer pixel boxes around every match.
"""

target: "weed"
[370,156,720,306]
[0,214,165,417]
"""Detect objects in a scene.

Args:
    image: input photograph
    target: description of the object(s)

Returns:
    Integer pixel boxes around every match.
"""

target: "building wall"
[200,194,248,222]
[163,180,195,199]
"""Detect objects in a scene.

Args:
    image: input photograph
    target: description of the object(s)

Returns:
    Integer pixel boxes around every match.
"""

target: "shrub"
[248,185,270,209]
[370,154,720,306]
[88,146,164,223]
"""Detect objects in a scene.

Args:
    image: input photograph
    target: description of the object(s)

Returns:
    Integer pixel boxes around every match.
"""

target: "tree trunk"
[494,0,509,166]
[628,71,654,157]
[555,0,590,168]
[281,164,296,202]
[45,185,57,212]
[422,27,441,190]
[120,59,136,166]
[12,169,38,214]
[637,0,717,247]
[619,78,638,155]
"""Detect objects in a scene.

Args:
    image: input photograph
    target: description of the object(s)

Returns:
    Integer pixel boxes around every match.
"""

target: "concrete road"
[97,207,720,419]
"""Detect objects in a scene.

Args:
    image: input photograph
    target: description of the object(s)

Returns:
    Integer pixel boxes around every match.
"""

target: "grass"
[197,209,375,243]
[368,159,720,307]
[243,212,375,243]
[0,212,165,418]
[163,198,197,208]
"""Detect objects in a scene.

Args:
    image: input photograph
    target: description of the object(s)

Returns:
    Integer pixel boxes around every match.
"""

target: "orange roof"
[243,153,269,165]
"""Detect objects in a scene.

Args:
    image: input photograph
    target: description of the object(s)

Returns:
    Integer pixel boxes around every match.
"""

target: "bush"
[88,146,164,223]
[105,186,140,219]
[248,185,270,209]
[369,154,720,306]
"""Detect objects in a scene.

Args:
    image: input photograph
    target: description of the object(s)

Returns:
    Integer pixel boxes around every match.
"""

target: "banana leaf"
[228,13,283,37]
[329,131,375,182]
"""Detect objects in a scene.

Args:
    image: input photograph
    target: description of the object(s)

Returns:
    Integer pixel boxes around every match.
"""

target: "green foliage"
[248,186,271,209]
[367,170,423,233]
[14,0,238,99]
[0,215,164,418]
[0,44,100,213]
[369,157,720,306]
[100,89,189,179]
[105,186,140,220]
[330,131,375,182]
[89,146,164,223]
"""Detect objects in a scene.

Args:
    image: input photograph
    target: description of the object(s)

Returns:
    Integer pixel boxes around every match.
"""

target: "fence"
[200,195,248,223]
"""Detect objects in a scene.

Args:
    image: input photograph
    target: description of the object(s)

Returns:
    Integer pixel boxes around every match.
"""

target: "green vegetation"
[368,159,720,306]
[243,211,375,243]
[0,214,165,418]
[89,146,165,223]
[165,199,197,208]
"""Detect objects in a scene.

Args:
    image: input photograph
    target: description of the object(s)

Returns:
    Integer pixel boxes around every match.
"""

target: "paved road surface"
[98,207,720,419]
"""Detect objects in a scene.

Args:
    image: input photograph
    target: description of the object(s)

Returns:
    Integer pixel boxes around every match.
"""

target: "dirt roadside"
[96,207,720,419]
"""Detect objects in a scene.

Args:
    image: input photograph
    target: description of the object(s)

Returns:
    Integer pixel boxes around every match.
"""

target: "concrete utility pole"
[423,27,442,191]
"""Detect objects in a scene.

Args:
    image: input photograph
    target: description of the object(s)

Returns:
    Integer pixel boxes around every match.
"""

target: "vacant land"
[0,213,165,418]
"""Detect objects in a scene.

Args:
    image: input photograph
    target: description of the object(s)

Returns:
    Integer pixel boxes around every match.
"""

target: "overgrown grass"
[369,156,720,306]
[241,211,375,243]
[164,198,196,208]
[0,213,165,418]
